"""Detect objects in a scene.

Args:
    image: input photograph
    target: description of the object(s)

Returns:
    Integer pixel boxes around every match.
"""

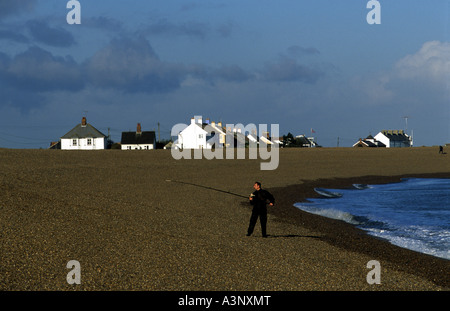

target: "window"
[199,134,203,139]
[87,138,92,146]
[72,139,77,146]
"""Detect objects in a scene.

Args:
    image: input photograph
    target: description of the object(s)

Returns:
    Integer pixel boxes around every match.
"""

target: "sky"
[0,0,449,148]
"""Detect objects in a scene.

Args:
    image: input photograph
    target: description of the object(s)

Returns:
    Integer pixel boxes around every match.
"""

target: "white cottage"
[60,117,106,150]
[175,116,209,149]
[121,123,156,150]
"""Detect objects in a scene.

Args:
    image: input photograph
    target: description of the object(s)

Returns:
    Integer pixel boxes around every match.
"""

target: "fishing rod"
[165,179,248,199]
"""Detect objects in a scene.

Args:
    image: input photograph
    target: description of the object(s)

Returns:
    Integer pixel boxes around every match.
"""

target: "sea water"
[294,178,450,260]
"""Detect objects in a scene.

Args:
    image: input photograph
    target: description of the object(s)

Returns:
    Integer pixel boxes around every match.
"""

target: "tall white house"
[374,130,412,148]
[175,116,209,149]
[60,117,106,150]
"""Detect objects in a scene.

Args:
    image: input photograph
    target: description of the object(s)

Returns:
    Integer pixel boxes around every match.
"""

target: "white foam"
[294,204,361,225]
[368,230,450,260]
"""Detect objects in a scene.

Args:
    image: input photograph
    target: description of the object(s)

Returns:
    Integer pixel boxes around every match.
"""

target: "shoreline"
[268,172,450,289]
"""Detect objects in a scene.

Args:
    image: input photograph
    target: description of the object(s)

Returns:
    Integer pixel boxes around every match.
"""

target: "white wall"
[177,123,209,149]
[61,137,105,150]
[374,133,390,148]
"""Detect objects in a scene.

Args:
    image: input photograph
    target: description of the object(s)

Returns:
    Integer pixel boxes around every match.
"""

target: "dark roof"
[363,140,385,147]
[354,138,386,147]
[296,135,316,146]
[121,131,155,145]
[380,130,410,141]
[61,123,106,139]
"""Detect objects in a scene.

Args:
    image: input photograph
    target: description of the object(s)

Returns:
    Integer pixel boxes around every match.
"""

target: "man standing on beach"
[247,182,275,238]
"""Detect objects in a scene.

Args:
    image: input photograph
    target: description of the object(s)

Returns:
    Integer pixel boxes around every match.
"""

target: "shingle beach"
[1,147,449,290]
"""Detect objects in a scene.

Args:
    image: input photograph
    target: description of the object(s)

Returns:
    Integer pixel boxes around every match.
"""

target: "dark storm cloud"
[0,36,191,99]
[0,51,10,69]
[143,19,209,39]
[85,36,187,93]
[261,56,323,83]
[0,32,327,113]
[26,20,76,47]
[141,18,234,40]
[179,2,227,12]
[1,46,84,92]
[83,16,124,32]
[213,65,254,82]
[0,0,36,20]
[287,45,320,57]
[0,28,29,43]
[216,22,234,38]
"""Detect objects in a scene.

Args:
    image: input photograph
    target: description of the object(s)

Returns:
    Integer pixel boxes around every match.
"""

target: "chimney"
[81,117,87,126]
[137,123,142,134]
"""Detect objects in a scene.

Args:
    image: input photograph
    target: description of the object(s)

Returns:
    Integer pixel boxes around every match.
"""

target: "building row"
[49,116,413,150]
[353,130,413,148]
[51,115,282,151]
[50,117,156,150]
[172,116,281,150]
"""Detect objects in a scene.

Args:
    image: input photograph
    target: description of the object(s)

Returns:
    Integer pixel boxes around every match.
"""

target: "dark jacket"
[250,189,275,209]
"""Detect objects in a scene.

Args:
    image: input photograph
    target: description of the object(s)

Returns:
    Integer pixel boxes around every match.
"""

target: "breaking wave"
[294,178,450,260]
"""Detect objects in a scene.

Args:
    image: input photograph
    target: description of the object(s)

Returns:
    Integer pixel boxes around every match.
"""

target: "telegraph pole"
[157,122,160,143]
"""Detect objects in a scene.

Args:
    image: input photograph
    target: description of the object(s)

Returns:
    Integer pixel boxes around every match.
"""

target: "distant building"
[49,141,61,149]
[295,135,317,147]
[173,115,279,149]
[174,116,226,149]
[353,135,386,148]
[174,116,210,149]
[374,130,412,148]
[121,123,156,150]
[60,117,106,150]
